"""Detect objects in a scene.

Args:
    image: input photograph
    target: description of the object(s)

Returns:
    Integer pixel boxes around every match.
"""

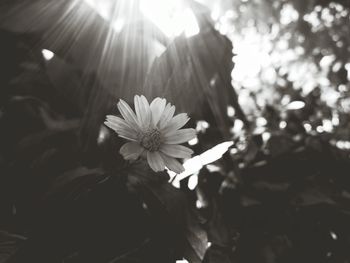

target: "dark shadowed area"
[0,0,350,262]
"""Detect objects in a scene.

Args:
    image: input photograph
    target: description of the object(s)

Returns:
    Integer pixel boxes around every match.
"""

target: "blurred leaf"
[144,27,239,138]
[127,161,208,262]
[44,56,89,117]
[46,166,105,199]
[203,245,231,263]
[291,186,336,207]
[183,213,208,263]
[0,231,26,263]
[266,134,295,157]
[243,140,259,164]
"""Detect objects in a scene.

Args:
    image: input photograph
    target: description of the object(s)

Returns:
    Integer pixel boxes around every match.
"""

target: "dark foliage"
[0,0,350,263]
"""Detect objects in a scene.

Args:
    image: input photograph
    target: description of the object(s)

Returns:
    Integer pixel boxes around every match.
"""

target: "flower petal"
[161,153,185,174]
[147,151,165,172]
[134,95,151,130]
[162,113,189,135]
[106,115,129,128]
[106,115,133,131]
[120,142,144,160]
[104,121,137,141]
[159,103,175,129]
[150,97,166,127]
[117,99,140,129]
[160,144,193,159]
[163,128,196,144]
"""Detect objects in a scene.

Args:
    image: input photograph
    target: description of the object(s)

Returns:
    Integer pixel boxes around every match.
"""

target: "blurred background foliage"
[0,0,350,262]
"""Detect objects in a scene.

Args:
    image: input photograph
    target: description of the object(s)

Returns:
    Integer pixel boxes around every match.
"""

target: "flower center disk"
[140,129,161,151]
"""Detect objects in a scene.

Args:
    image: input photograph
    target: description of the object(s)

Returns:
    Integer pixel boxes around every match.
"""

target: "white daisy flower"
[104,95,196,174]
